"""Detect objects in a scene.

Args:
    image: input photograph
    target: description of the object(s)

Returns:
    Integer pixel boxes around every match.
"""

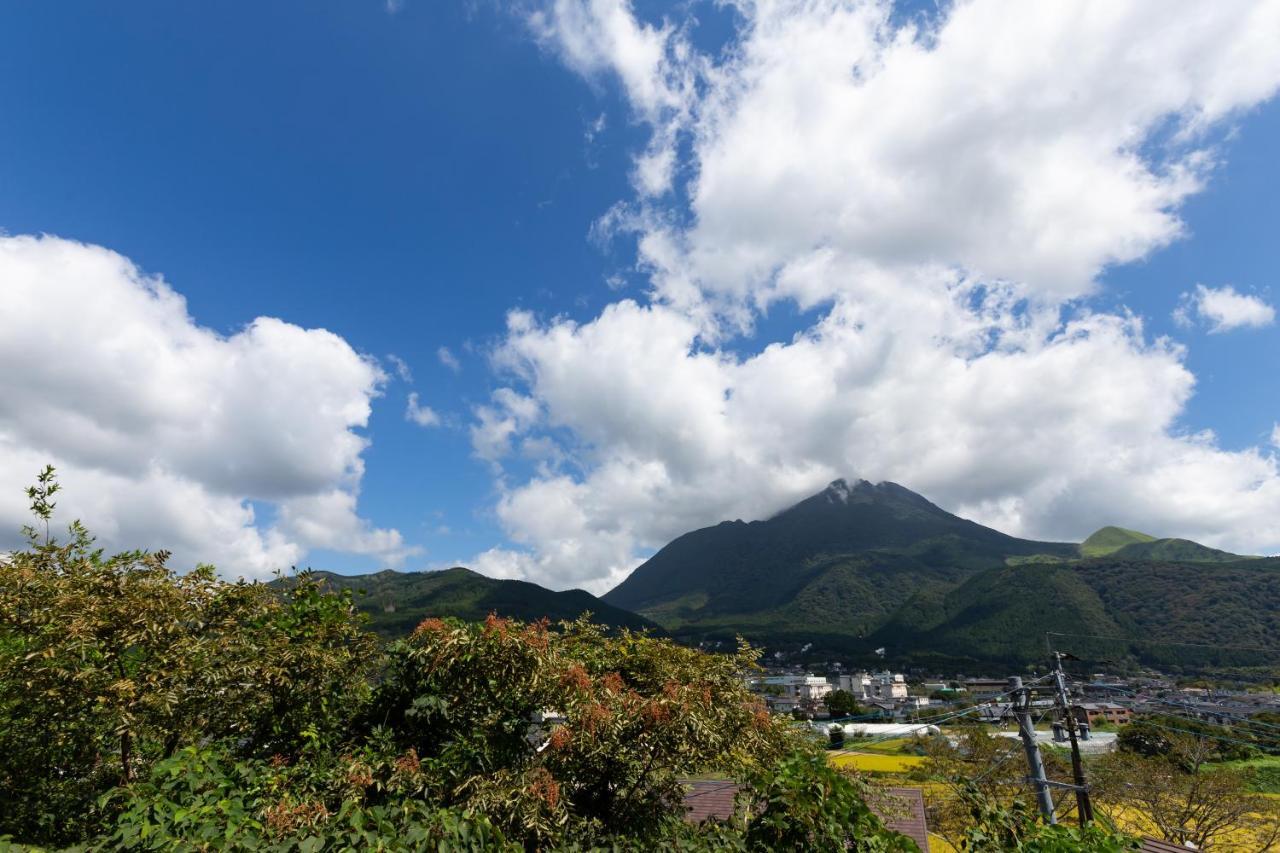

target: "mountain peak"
[821,478,869,503]
[1080,526,1156,557]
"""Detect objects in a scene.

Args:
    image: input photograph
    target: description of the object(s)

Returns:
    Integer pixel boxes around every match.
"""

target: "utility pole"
[1052,653,1094,825]
[1009,676,1056,824]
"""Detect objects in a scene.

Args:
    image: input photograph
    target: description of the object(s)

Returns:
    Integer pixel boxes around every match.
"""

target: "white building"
[760,674,833,702]
[753,674,834,714]
[838,670,908,701]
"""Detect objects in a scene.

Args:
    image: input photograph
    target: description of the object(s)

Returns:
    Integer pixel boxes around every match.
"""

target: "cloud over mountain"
[476,0,1280,591]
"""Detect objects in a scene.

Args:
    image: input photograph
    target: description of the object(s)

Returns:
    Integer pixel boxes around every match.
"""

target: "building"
[755,674,832,712]
[965,678,1011,701]
[1073,702,1132,727]
[839,670,909,701]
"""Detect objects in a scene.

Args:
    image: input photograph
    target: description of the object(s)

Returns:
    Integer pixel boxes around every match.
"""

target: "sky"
[1,0,1279,594]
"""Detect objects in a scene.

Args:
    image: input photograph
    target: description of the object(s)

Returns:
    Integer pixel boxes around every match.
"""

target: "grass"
[1078,526,1155,557]
[1217,754,1280,794]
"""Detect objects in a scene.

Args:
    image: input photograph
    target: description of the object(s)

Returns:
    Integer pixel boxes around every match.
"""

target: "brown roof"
[681,779,740,823]
[680,781,930,851]
[1140,839,1192,852]
[882,787,931,852]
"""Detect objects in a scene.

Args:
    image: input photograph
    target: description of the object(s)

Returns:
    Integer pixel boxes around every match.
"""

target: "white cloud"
[528,0,697,195]
[437,345,461,373]
[478,0,1280,590]
[405,391,441,427]
[0,234,409,577]
[387,353,414,383]
[1175,284,1275,332]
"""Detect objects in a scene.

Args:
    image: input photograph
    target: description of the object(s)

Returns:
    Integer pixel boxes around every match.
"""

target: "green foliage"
[366,614,795,847]
[740,752,917,851]
[0,470,378,846]
[94,744,515,852]
[825,688,865,718]
[957,786,1137,852]
[1118,716,1260,764]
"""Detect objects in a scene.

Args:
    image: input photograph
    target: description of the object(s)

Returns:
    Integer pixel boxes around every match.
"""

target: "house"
[1073,702,1131,726]
[976,703,1016,724]
[681,781,931,850]
[965,678,1011,701]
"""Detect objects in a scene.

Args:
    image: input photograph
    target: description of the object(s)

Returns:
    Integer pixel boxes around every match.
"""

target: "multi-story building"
[756,675,832,712]
[839,670,909,701]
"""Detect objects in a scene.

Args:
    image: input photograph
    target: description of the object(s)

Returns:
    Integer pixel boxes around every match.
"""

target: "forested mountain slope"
[602,480,1275,670]
[295,567,660,638]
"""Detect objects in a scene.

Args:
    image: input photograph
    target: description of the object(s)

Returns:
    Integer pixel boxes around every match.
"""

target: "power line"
[827,675,1056,753]
[1087,683,1280,742]
[1115,715,1279,753]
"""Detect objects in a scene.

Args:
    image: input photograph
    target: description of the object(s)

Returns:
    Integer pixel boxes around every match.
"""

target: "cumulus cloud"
[1175,284,1275,332]
[477,0,1280,591]
[0,234,410,577]
[528,0,698,195]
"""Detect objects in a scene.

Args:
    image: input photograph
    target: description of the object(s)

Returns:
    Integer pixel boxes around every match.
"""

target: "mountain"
[603,479,1276,671]
[1079,526,1155,557]
[299,567,660,638]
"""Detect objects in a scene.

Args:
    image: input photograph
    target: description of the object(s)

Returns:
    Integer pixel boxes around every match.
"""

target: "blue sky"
[2,1,638,570]
[2,1,1278,590]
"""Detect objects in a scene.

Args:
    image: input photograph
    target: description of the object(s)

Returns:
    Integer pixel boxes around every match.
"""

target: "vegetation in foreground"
[0,469,1155,850]
[0,469,921,851]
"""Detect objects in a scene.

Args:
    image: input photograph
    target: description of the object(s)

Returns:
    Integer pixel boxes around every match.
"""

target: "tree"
[1092,731,1280,850]
[0,468,379,845]
[956,784,1137,852]
[741,752,919,852]
[367,614,800,847]
[922,727,1076,847]
[826,688,865,718]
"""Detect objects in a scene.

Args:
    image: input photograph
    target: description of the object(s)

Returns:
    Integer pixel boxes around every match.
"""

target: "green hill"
[295,567,660,638]
[873,557,1280,670]
[1109,537,1244,562]
[1079,526,1155,557]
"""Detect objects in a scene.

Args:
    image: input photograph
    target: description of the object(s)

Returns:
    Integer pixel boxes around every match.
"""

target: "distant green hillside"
[1079,526,1155,557]
[875,557,1280,670]
[601,480,1277,671]
[1110,537,1244,563]
[1080,526,1246,562]
[295,568,659,638]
